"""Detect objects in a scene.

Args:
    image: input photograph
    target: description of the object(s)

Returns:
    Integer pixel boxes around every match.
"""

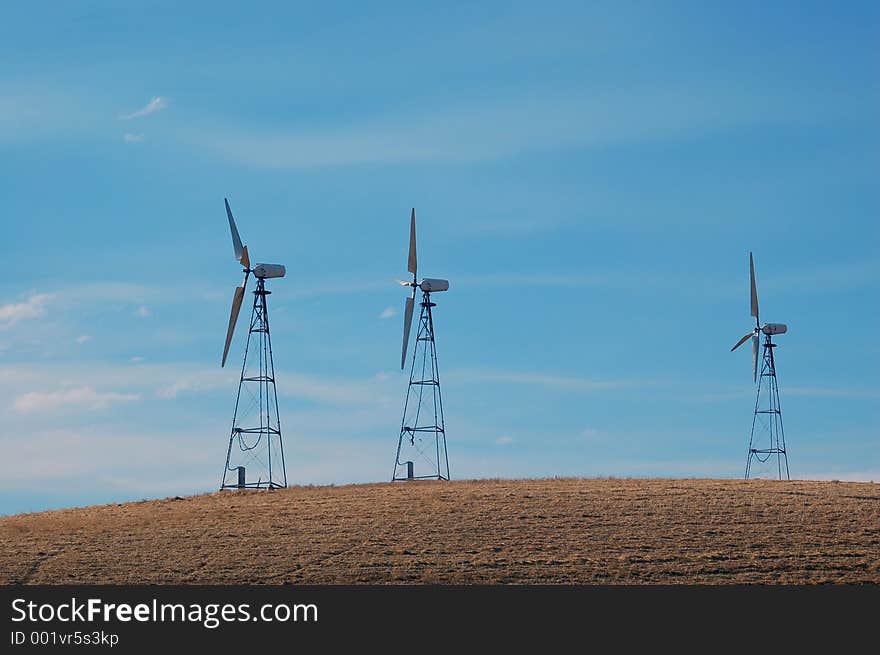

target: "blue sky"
[1,1,877,515]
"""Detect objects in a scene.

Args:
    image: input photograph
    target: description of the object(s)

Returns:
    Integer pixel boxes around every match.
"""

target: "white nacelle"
[253,263,286,279]
[761,323,787,335]
[419,278,449,293]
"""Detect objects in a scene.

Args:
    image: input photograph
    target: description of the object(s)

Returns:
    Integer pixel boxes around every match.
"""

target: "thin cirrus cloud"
[51,281,161,304]
[447,367,644,393]
[784,386,880,400]
[185,83,835,170]
[13,386,140,413]
[0,361,394,407]
[118,96,168,120]
[379,307,397,319]
[0,427,216,492]
[581,428,602,441]
[153,368,395,406]
[123,133,144,143]
[0,293,53,329]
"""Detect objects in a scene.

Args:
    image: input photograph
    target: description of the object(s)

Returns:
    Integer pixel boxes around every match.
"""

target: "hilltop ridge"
[2,478,878,584]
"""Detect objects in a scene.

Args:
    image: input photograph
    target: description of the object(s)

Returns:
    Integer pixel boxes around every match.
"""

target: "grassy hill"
[2,478,878,584]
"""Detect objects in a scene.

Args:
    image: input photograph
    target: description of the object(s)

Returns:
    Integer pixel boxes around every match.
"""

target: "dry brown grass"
[1,478,878,584]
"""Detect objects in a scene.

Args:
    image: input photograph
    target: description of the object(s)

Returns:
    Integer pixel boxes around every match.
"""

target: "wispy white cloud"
[0,362,220,400]
[456,257,880,298]
[379,307,397,319]
[0,427,218,496]
[281,372,396,405]
[286,278,390,301]
[761,260,880,294]
[134,305,151,318]
[0,88,105,144]
[118,96,167,120]
[447,367,644,392]
[123,132,144,143]
[185,84,831,169]
[785,386,880,400]
[75,335,91,344]
[70,362,396,406]
[454,270,737,298]
[696,389,757,402]
[495,435,513,446]
[698,385,880,402]
[57,282,164,305]
[13,386,140,413]
[156,378,208,399]
[0,293,53,329]
[0,426,391,501]
[151,367,391,404]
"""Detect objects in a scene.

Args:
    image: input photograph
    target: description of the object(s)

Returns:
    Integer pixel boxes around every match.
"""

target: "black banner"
[2,585,876,650]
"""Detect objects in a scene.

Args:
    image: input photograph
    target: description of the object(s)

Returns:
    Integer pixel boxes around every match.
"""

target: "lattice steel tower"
[731,252,790,480]
[745,331,789,480]
[393,209,450,481]
[219,198,288,490]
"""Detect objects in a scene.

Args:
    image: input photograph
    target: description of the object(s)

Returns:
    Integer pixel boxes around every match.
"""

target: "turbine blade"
[225,198,245,263]
[752,335,759,383]
[750,252,759,323]
[240,244,250,270]
[222,286,246,367]
[731,331,753,352]
[407,208,417,277]
[401,295,415,370]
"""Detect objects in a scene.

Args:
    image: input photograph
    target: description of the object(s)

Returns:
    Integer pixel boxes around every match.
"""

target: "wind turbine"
[392,208,451,481]
[220,198,288,490]
[730,252,790,480]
